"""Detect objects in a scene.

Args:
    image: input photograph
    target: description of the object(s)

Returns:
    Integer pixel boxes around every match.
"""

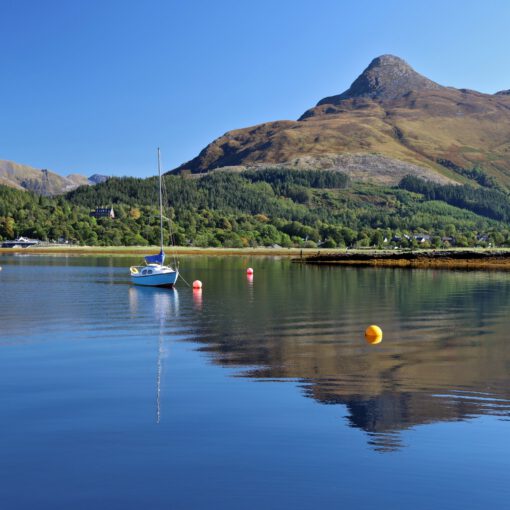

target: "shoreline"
[3,246,510,269]
[296,249,510,270]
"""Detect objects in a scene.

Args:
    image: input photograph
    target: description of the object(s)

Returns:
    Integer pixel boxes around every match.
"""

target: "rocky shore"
[295,249,510,270]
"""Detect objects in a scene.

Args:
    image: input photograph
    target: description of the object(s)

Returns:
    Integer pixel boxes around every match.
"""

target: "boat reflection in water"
[129,286,179,423]
[128,286,180,320]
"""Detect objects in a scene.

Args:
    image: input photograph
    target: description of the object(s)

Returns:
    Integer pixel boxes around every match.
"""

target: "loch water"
[0,255,509,509]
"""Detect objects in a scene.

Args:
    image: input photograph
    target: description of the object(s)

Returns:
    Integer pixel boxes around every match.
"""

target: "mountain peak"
[368,54,409,67]
[88,174,110,184]
[317,54,441,105]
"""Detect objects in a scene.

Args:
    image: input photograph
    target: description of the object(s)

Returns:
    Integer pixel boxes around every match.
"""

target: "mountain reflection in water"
[176,261,510,451]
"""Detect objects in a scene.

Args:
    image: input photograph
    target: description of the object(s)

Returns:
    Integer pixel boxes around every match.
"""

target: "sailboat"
[130,149,179,287]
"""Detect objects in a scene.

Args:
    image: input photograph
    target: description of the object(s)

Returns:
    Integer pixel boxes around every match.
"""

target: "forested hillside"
[1,168,509,248]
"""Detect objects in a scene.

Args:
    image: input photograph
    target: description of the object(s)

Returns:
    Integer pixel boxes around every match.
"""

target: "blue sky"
[1,0,509,177]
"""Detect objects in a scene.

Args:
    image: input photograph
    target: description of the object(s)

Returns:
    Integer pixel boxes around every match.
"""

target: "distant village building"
[1,237,40,248]
[90,207,115,219]
[414,234,431,244]
[441,236,456,246]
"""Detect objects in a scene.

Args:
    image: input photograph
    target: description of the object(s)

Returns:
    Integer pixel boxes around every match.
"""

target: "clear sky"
[1,0,510,177]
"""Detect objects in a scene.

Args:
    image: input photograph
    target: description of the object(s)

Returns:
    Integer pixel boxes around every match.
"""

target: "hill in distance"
[0,159,109,195]
[175,54,510,187]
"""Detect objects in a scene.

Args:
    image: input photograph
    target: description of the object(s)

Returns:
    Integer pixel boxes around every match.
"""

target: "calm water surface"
[0,255,509,509]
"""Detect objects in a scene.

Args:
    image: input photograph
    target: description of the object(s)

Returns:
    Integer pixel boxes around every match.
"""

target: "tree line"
[1,168,509,248]
[398,175,510,222]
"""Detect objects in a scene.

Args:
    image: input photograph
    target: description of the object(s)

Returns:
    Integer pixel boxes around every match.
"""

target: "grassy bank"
[0,245,315,257]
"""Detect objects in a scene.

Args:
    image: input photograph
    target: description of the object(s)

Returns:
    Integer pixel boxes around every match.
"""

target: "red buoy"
[246,267,254,275]
[192,280,202,289]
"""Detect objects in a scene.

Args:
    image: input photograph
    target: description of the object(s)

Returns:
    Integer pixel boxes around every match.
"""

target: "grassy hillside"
[176,56,510,187]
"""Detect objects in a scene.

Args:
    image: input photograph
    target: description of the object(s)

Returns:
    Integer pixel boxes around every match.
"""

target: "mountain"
[316,54,441,103]
[175,55,510,186]
[0,159,109,195]
[88,174,110,185]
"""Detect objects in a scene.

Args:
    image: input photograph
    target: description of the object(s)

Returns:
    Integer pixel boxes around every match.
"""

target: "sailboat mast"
[157,148,164,252]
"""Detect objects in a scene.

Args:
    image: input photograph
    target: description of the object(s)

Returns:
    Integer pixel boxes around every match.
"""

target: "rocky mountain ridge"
[316,54,441,104]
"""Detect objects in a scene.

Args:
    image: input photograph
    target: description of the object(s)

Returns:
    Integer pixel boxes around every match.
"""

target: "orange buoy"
[192,280,202,289]
[246,267,254,275]
[365,325,383,345]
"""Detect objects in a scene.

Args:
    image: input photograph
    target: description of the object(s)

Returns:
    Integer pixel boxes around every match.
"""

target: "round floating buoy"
[192,280,202,289]
[246,267,254,275]
[365,325,383,345]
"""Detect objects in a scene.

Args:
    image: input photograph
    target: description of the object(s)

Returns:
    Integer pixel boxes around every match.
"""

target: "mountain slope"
[0,159,108,195]
[175,55,510,186]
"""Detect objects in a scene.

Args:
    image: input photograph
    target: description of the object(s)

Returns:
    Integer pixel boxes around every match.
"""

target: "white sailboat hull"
[130,266,179,287]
